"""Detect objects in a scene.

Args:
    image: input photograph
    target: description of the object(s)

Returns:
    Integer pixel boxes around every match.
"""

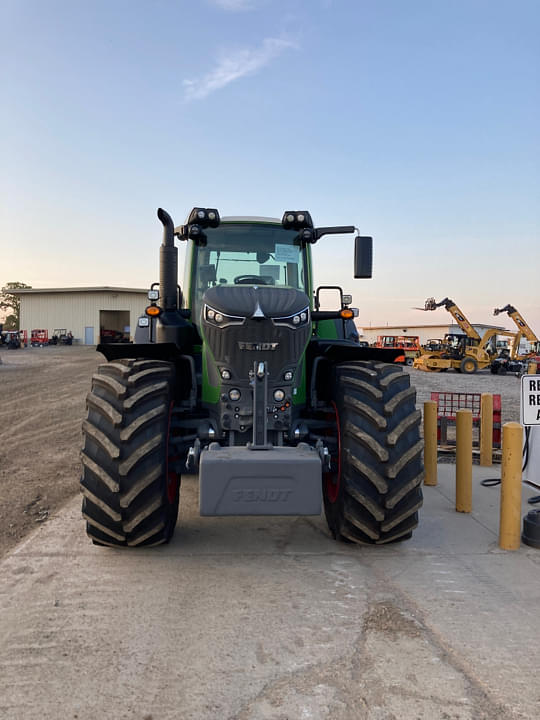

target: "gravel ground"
[404,365,521,426]
[0,347,522,557]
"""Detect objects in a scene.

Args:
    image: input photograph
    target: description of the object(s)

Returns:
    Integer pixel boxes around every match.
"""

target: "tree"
[0,282,31,330]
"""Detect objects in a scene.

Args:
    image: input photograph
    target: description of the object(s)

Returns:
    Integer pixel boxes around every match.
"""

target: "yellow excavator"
[413,297,516,373]
[491,304,539,374]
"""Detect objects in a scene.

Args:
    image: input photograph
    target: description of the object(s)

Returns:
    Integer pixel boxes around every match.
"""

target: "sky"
[1,0,539,332]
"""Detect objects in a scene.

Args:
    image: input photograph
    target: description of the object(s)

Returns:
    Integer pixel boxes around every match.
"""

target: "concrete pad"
[0,467,539,719]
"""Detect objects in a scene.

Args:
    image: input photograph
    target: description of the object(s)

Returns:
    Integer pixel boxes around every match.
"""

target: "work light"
[187,207,221,228]
[281,211,313,230]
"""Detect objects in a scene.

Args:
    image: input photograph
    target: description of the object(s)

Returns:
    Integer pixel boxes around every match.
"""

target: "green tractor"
[80,207,424,547]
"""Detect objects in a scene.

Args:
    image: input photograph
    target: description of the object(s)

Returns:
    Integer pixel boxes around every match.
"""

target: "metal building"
[11,287,148,345]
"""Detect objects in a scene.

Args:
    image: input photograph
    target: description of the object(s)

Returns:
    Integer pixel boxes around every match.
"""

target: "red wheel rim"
[324,400,341,503]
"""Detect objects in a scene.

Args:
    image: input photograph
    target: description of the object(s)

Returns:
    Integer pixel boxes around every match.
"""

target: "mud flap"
[199,443,322,516]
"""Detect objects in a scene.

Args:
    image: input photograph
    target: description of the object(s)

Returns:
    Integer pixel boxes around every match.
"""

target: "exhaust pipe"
[157,208,178,311]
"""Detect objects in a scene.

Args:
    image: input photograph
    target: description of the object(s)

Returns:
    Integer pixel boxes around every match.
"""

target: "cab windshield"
[190,222,307,324]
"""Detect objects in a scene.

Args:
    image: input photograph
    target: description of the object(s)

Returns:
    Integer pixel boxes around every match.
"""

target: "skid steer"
[80,208,424,547]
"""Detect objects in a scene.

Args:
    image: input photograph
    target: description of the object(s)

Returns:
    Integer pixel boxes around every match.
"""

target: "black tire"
[460,356,478,374]
[80,359,182,547]
[405,357,414,366]
[324,361,424,545]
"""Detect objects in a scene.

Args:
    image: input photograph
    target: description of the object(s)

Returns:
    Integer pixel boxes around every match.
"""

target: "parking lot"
[1,345,538,719]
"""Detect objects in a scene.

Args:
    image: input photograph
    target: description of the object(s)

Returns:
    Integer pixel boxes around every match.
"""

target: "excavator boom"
[493,304,539,345]
[421,297,481,342]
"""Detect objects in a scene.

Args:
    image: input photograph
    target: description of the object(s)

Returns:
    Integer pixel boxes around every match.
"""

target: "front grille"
[203,318,310,381]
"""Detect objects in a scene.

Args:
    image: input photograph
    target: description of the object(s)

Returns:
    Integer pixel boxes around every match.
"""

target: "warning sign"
[521,375,540,426]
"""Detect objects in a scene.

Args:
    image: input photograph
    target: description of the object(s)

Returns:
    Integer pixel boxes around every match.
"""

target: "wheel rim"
[324,401,341,503]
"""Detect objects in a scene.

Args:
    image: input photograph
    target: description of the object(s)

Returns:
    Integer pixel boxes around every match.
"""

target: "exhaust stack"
[157,208,178,311]
[155,207,195,350]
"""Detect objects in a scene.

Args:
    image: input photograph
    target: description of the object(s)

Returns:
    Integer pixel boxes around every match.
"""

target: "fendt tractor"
[80,208,424,548]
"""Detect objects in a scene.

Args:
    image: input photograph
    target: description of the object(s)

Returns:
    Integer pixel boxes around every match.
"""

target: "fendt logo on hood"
[238,341,279,351]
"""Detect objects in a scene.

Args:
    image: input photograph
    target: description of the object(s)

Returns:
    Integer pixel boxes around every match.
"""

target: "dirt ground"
[0,345,101,557]
[0,345,522,558]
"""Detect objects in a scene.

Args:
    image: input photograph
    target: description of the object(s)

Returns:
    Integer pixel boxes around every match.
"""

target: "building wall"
[19,291,148,344]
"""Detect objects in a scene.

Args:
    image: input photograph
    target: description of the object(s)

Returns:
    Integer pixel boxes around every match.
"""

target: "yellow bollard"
[528,361,537,374]
[456,409,472,512]
[480,393,493,467]
[424,401,438,486]
[499,422,523,550]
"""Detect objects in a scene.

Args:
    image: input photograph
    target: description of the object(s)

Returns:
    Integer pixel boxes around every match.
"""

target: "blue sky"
[2,0,539,330]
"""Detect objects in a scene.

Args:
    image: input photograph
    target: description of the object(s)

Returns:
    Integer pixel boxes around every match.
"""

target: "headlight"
[272,306,310,329]
[204,304,246,328]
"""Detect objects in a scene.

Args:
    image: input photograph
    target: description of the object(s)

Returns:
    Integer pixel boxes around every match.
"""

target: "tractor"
[80,208,424,547]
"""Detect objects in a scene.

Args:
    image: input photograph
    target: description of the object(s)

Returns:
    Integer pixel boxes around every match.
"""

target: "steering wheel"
[234,275,270,285]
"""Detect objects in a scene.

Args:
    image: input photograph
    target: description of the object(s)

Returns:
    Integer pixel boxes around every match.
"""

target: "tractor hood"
[203,285,309,320]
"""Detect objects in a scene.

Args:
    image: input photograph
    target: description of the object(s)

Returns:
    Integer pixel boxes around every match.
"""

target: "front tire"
[460,357,478,374]
[80,359,181,547]
[324,361,424,544]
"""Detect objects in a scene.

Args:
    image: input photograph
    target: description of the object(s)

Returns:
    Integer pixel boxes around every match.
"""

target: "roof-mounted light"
[187,207,220,229]
[281,210,313,231]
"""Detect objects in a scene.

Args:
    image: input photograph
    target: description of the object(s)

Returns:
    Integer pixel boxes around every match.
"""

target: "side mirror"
[354,236,372,278]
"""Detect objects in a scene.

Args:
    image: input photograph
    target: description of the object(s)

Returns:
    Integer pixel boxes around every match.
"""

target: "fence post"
[456,409,472,512]
[499,422,523,550]
[424,401,438,486]
[480,393,493,467]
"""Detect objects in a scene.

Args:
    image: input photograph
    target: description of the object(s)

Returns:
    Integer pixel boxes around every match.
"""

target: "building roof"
[361,323,506,331]
[5,286,148,295]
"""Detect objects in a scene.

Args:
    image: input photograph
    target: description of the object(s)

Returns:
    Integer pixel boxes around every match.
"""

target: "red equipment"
[375,335,420,365]
[31,329,49,347]
[430,392,502,449]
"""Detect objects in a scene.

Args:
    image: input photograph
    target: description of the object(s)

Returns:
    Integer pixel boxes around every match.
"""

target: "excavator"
[491,304,540,374]
[413,297,516,373]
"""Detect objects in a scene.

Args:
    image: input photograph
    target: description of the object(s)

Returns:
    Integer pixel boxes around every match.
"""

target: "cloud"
[183,37,297,101]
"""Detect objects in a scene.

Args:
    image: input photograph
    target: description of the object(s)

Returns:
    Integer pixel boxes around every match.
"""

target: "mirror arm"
[314,225,355,240]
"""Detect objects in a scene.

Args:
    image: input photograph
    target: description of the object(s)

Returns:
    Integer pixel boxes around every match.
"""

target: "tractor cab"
[184,218,309,331]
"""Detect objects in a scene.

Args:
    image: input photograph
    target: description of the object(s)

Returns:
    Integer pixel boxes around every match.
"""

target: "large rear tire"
[324,361,424,544]
[80,359,181,547]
